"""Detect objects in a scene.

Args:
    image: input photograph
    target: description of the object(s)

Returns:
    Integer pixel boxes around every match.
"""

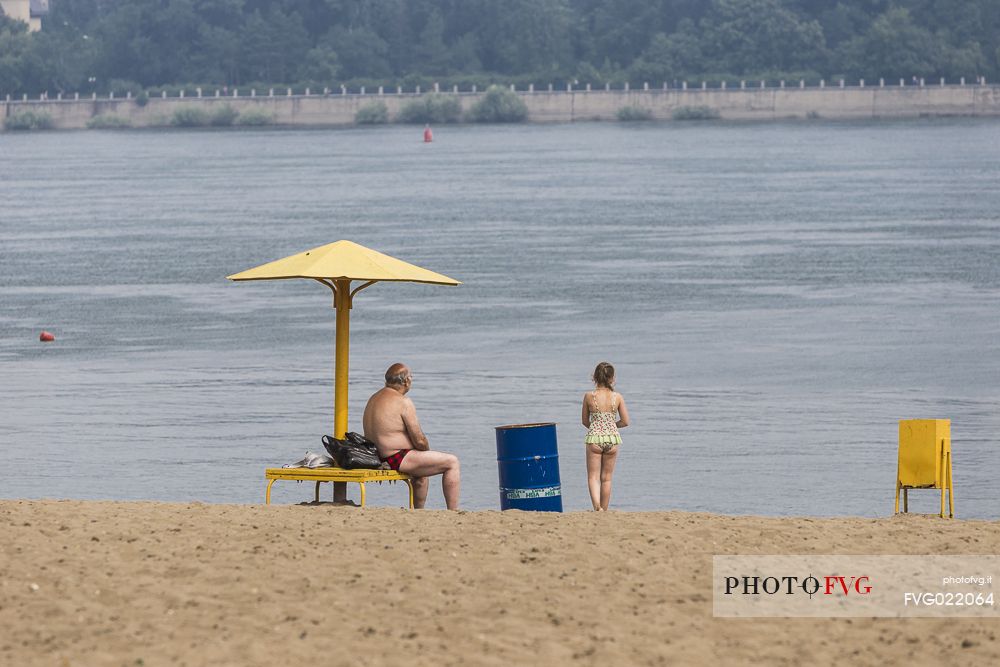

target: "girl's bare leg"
[586,445,603,510]
[599,447,619,510]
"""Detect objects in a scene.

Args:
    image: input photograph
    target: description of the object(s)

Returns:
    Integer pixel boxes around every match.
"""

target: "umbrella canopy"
[228,240,460,438]
[227,240,460,286]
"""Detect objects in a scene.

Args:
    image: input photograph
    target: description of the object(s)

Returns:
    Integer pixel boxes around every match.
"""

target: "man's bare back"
[362,386,427,459]
[362,363,461,510]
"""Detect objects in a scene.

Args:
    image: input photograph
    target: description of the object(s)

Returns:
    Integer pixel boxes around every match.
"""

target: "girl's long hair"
[592,362,615,389]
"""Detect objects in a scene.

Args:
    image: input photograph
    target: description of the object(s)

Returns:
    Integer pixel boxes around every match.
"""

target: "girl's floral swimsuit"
[586,391,622,453]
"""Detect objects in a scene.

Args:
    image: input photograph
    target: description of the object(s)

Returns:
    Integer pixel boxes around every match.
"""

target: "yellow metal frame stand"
[895,419,954,518]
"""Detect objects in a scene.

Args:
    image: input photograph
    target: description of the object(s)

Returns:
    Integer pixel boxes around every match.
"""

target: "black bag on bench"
[321,433,383,470]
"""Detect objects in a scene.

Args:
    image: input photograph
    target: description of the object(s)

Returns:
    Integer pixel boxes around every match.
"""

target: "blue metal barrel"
[495,422,562,512]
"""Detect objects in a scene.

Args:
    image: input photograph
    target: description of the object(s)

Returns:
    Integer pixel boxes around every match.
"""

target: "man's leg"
[411,476,430,509]
[398,450,460,510]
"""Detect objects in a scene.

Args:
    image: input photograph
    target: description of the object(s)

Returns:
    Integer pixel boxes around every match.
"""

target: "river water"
[1,119,998,516]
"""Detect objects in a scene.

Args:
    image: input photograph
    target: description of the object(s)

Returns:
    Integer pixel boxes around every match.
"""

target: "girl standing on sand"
[582,362,630,511]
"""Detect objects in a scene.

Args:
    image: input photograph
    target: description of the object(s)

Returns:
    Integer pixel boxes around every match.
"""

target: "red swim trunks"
[381,449,411,471]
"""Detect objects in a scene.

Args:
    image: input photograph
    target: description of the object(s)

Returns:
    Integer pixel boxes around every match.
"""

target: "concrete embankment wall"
[3,85,1000,130]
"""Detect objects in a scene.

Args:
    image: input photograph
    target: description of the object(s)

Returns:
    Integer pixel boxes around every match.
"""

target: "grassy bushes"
[170,105,237,126]
[170,105,273,127]
[4,111,54,131]
[617,105,652,121]
[672,105,720,120]
[468,85,527,123]
[86,114,132,129]
[235,108,276,126]
[209,105,239,126]
[396,94,462,124]
[353,88,529,126]
[355,101,389,124]
[171,107,210,127]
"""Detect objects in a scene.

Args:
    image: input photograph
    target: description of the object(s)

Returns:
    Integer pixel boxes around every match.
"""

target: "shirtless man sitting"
[362,363,461,510]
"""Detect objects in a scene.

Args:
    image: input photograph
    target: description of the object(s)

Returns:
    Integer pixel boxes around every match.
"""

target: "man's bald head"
[385,363,411,387]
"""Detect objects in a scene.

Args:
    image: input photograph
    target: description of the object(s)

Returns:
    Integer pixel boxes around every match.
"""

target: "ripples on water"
[1,120,998,516]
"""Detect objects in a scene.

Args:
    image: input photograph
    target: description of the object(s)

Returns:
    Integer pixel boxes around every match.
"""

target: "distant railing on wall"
[2,76,992,103]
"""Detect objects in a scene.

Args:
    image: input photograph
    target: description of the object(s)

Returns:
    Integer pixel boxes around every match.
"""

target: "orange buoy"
[39,331,55,342]
[423,125,433,143]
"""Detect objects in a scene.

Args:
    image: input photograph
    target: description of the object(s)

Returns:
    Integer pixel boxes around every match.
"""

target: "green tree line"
[2,0,998,95]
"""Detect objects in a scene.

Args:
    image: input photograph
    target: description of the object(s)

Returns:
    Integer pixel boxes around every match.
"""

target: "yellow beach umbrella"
[227,240,460,438]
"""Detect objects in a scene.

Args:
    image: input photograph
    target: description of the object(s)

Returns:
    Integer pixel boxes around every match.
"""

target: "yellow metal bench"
[265,467,414,508]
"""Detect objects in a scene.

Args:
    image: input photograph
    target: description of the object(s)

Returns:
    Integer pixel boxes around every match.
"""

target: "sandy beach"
[2,500,997,666]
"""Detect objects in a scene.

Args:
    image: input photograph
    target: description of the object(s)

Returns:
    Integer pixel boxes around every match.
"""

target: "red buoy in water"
[423,125,433,143]
[39,331,55,342]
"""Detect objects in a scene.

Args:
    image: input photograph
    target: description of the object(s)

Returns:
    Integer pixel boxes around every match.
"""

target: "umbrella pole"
[330,279,351,504]
[334,279,351,439]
